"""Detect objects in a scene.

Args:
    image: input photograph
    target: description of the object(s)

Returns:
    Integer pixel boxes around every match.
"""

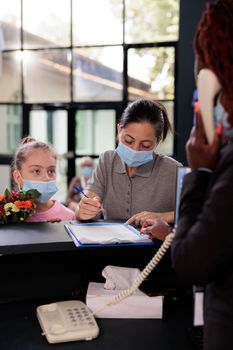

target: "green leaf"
[19,192,26,201]
[26,189,41,200]
[4,188,11,200]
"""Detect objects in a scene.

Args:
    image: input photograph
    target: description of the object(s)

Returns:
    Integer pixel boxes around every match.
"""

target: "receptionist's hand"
[186,112,221,170]
[126,211,174,227]
[141,218,171,241]
[76,196,102,220]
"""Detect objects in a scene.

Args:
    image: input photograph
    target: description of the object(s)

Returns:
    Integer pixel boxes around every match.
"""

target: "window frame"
[0,0,179,185]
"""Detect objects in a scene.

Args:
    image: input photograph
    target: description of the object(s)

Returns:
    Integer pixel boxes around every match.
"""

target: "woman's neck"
[35,200,54,212]
[126,166,136,177]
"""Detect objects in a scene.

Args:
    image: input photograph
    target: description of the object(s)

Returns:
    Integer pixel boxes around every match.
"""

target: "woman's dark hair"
[194,0,233,125]
[118,98,172,142]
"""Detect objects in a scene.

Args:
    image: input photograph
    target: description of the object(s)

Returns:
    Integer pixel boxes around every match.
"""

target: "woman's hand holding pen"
[76,196,102,220]
[73,186,103,220]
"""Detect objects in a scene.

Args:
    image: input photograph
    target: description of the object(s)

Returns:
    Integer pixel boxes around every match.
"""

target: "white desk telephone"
[37,300,99,343]
[37,229,175,342]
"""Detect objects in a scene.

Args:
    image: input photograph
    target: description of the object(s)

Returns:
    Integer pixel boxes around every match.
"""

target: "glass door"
[75,108,116,176]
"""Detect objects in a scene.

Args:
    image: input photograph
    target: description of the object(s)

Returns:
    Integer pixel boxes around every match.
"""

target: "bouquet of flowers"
[0,188,41,224]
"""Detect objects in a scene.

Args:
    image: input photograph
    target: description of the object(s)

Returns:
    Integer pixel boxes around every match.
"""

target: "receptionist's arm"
[140,218,172,241]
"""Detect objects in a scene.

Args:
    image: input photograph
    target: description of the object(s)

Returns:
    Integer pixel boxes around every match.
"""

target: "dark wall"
[175,0,209,164]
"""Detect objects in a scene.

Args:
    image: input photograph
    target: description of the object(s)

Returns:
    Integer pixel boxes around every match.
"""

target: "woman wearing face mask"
[13,137,75,222]
[76,98,181,226]
[66,156,94,212]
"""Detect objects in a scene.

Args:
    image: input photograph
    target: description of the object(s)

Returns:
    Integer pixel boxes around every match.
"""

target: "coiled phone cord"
[106,229,175,306]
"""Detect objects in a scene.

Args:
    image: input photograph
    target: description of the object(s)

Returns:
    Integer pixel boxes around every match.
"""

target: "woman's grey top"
[87,150,181,220]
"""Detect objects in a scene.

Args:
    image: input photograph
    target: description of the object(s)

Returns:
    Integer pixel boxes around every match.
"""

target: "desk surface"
[0,222,75,255]
[0,221,155,255]
[0,222,163,303]
[0,223,194,349]
[0,296,194,350]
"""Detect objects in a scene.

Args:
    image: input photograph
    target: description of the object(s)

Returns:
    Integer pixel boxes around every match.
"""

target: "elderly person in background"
[66,156,94,212]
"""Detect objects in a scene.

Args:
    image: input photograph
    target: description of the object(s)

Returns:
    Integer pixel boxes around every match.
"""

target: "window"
[0,52,21,102]
[73,47,123,102]
[128,47,175,101]
[0,0,179,191]
[24,50,71,103]
[0,0,21,50]
[76,109,116,155]
[23,0,71,48]
[0,165,11,193]
[73,0,123,45]
[0,0,179,104]
[0,104,22,154]
[125,0,179,43]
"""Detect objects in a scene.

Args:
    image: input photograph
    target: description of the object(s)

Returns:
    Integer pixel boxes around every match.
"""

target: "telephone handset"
[104,228,175,308]
[37,300,99,344]
[197,68,222,144]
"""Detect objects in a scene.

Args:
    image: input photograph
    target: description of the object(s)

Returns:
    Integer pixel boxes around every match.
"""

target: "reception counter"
[0,221,195,350]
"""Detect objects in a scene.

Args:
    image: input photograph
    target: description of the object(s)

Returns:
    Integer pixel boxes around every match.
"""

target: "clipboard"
[64,222,154,248]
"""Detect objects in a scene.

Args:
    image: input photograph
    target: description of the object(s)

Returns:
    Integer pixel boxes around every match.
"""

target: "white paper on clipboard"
[65,223,151,245]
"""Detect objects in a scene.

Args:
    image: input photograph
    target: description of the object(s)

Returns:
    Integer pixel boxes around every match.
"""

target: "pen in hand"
[73,185,89,198]
[73,185,105,213]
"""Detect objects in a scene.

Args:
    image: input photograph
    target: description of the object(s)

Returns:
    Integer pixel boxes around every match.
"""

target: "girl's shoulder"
[51,200,75,220]
[27,200,75,222]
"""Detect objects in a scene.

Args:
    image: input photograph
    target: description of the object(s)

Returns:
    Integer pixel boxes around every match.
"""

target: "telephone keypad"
[65,307,96,329]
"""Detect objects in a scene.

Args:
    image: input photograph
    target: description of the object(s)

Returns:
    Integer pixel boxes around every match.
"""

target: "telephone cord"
[106,229,175,306]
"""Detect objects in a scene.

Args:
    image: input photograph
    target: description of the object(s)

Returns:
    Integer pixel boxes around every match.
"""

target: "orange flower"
[0,195,6,202]
[14,200,32,209]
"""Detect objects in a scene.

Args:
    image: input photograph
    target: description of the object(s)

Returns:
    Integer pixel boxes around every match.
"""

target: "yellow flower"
[12,204,20,213]
[4,203,20,213]
[4,203,13,211]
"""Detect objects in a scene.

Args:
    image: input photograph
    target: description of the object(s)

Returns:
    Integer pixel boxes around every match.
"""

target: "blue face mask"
[116,141,154,167]
[22,180,58,203]
[82,166,93,178]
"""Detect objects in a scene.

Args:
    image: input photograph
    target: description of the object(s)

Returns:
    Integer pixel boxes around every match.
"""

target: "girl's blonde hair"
[13,136,57,171]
